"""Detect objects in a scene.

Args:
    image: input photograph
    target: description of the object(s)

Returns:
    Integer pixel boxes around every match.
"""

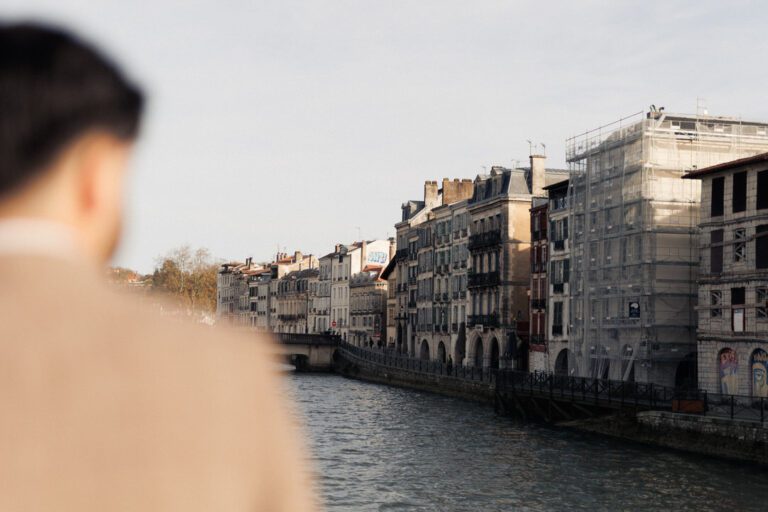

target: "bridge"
[275,333,340,371]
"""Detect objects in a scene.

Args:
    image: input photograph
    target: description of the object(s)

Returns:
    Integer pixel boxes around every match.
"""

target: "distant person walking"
[0,23,316,511]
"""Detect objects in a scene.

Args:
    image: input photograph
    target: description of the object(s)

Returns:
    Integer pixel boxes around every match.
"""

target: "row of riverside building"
[217,108,768,398]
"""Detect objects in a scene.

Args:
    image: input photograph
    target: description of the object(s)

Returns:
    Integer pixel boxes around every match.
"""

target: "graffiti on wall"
[719,348,739,395]
[752,349,768,398]
[367,251,388,265]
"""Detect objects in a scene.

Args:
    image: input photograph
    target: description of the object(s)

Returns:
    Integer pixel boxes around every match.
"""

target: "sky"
[4,1,768,272]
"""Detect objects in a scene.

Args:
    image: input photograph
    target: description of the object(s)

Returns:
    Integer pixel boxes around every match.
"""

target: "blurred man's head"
[0,23,143,264]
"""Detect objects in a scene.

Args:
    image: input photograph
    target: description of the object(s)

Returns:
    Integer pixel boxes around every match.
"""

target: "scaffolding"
[564,110,768,385]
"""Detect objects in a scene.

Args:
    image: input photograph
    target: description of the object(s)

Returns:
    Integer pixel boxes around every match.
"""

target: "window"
[757,287,768,319]
[711,229,724,274]
[731,287,746,332]
[733,172,747,213]
[552,302,563,336]
[734,229,746,262]
[711,177,724,217]
[758,225,768,269]
[711,290,722,318]
[758,170,768,210]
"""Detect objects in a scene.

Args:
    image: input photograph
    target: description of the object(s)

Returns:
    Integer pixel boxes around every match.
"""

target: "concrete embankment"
[562,411,768,465]
[332,350,495,404]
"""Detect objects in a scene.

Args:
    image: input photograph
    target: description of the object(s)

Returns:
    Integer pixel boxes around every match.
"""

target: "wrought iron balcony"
[467,314,500,328]
[531,299,546,310]
[468,270,500,288]
[468,230,502,251]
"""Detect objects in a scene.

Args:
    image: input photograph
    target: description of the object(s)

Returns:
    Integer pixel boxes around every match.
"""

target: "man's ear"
[73,133,128,216]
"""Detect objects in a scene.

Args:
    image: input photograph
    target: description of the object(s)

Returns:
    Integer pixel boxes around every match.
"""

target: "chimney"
[530,154,546,197]
[424,180,439,209]
[388,237,396,259]
[442,177,475,205]
[294,250,303,264]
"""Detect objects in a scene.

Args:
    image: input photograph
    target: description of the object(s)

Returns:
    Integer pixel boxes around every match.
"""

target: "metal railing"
[699,391,767,424]
[339,342,497,384]
[468,231,502,250]
[336,341,767,425]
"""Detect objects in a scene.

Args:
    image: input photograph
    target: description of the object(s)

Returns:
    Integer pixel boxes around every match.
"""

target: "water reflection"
[287,373,768,511]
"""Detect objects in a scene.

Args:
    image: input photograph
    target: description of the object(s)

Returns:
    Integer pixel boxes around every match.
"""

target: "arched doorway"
[751,348,768,397]
[453,335,467,365]
[591,345,610,380]
[454,325,466,365]
[420,339,430,361]
[515,339,529,372]
[437,342,446,363]
[489,337,500,369]
[621,344,635,382]
[474,338,484,368]
[719,347,738,394]
[675,352,698,391]
[555,349,569,376]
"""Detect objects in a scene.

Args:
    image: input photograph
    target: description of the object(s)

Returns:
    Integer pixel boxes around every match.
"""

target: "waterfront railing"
[339,341,497,384]
[337,342,767,425]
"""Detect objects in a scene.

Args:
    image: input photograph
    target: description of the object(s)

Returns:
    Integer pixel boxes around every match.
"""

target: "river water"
[287,372,768,512]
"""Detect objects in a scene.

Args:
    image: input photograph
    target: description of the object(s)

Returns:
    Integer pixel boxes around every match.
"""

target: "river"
[286,372,768,512]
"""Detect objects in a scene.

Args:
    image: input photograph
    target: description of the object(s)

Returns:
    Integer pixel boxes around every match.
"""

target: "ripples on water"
[286,372,768,512]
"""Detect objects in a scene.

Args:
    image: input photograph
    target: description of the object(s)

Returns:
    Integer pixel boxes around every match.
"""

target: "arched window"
[751,349,768,397]
[718,348,739,395]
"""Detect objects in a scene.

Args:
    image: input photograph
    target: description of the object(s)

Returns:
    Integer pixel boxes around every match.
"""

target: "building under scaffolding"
[565,110,768,386]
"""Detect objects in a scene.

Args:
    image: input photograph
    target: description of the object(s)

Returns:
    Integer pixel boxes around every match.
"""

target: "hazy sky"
[5,1,768,272]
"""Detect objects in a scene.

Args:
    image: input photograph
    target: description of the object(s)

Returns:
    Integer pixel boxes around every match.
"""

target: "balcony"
[551,196,569,211]
[552,324,564,336]
[553,239,565,251]
[408,276,417,285]
[468,230,502,251]
[467,314,500,328]
[468,271,500,289]
[552,282,564,294]
[531,299,546,310]
[395,248,408,261]
[408,300,417,308]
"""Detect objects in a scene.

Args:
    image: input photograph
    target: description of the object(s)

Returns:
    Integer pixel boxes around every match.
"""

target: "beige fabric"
[0,255,318,511]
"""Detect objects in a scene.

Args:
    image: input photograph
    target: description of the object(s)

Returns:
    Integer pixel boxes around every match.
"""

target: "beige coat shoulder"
[0,256,318,511]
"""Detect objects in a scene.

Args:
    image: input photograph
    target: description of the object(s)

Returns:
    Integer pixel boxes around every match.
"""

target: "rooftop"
[682,151,768,179]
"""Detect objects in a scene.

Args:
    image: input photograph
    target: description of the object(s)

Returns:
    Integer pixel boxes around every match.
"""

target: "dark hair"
[0,22,144,194]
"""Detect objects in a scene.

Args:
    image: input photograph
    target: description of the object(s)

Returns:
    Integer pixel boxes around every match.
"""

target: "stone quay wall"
[566,411,768,465]
[333,350,496,405]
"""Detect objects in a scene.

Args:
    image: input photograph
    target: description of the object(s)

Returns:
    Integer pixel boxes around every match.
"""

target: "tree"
[151,246,219,314]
